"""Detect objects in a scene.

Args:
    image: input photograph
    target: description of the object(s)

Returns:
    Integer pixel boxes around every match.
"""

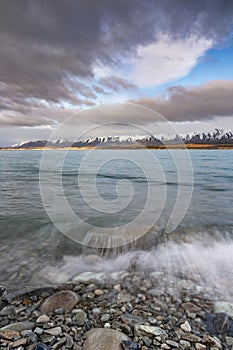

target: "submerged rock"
[83,328,130,350]
[41,290,79,313]
[73,272,109,284]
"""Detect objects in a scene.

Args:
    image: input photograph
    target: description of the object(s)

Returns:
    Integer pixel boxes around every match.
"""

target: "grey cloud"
[0,0,233,128]
[130,80,233,121]
[99,76,137,92]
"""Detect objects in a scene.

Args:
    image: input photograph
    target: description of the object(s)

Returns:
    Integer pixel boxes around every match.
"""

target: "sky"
[1,0,233,146]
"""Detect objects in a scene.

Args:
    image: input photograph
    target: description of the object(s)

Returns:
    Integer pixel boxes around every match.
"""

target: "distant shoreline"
[1,143,233,150]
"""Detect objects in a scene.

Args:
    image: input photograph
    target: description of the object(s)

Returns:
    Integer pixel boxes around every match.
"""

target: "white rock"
[137,325,167,336]
[36,314,50,324]
[180,321,191,332]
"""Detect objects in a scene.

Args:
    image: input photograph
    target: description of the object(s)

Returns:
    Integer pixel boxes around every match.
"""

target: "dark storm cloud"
[130,80,233,121]
[1,0,233,127]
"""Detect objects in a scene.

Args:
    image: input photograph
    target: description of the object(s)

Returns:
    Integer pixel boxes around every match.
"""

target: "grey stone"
[142,336,151,346]
[40,333,55,343]
[44,326,62,336]
[34,327,44,335]
[101,314,110,322]
[83,328,130,350]
[28,332,38,343]
[41,290,79,314]
[166,340,179,347]
[179,339,191,348]
[92,307,101,316]
[136,325,167,336]
[72,309,87,326]
[73,272,109,283]
[65,333,74,349]
[0,321,35,332]
[0,306,16,316]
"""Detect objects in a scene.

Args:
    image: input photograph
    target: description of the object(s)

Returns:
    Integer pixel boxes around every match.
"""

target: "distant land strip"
[1,144,233,150]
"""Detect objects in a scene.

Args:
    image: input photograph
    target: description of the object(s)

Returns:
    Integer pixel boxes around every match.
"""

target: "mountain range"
[11,129,233,149]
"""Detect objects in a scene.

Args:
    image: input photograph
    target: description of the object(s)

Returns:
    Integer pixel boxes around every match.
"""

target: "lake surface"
[1,149,233,291]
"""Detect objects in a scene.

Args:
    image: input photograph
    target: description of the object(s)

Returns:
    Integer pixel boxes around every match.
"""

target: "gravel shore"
[1,265,233,350]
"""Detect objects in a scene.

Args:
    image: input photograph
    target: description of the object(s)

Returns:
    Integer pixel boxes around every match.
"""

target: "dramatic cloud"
[0,0,233,132]
[130,80,233,121]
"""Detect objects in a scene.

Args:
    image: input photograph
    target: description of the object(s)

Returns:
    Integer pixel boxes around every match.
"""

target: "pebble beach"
[1,262,233,350]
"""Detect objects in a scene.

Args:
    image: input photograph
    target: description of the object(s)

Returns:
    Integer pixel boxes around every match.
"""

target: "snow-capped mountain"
[11,129,233,148]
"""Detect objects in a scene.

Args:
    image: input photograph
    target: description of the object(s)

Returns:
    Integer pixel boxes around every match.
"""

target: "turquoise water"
[0,149,233,286]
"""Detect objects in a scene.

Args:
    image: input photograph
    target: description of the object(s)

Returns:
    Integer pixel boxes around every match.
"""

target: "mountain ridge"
[11,128,233,149]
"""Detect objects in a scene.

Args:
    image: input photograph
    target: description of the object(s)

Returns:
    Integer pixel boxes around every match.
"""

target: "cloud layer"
[0,0,233,130]
[131,80,233,121]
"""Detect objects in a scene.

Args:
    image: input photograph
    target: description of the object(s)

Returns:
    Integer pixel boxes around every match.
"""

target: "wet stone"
[41,290,79,314]
[72,309,87,326]
[73,272,109,284]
